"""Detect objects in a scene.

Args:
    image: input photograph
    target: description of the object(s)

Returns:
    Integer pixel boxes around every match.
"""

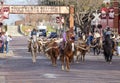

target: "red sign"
[0,6,9,21]
[101,7,114,19]
[101,7,107,19]
[108,8,114,19]
[3,7,9,19]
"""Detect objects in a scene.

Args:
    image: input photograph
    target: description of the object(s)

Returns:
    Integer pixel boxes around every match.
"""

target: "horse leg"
[65,56,70,72]
[60,55,65,70]
[76,55,79,63]
[106,54,109,62]
[35,51,37,62]
[82,54,85,62]
[32,51,36,63]
[109,54,113,64]
[51,55,54,66]
[28,42,31,52]
[96,47,100,55]
[104,53,108,62]
[38,45,41,52]
[93,48,96,55]
[51,55,56,66]
[76,51,80,63]
[54,56,57,66]
[69,54,74,64]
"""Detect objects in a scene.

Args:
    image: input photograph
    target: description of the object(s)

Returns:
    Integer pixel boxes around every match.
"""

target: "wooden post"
[69,5,74,29]
[113,0,119,34]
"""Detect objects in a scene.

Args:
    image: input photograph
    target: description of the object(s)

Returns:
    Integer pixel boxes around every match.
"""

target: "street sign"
[56,16,60,23]
[92,10,101,25]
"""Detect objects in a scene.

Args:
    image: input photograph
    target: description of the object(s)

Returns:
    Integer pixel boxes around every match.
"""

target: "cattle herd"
[28,35,116,72]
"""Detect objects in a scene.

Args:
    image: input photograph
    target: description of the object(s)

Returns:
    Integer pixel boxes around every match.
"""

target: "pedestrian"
[116,35,120,56]
[0,32,6,53]
[86,32,93,46]
[0,32,4,53]
[4,31,12,53]
[0,33,3,52]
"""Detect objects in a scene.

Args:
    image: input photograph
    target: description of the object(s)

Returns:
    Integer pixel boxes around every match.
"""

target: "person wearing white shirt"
[4,32,12,53]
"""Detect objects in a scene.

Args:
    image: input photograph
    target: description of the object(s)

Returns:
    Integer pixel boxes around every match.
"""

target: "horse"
[60,40,74,71]
[30,35,38,63]
[103,35,114,64]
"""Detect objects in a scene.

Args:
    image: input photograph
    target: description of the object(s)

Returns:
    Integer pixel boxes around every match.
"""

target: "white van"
[37,26,47,37]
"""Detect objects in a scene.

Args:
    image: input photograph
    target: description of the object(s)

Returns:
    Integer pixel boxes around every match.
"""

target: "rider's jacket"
[31,31,37,36]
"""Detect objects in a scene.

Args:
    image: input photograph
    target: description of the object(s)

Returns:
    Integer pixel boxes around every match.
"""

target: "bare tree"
[60,0,103,33]
[35,0,104,33]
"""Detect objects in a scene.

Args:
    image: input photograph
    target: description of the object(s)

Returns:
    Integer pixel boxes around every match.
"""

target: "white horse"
[30,35,38,63]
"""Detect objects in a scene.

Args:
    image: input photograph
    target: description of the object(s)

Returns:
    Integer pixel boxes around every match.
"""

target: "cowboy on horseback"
[61,28,75,48]
[60,28,75,71]
[28,28,38,52]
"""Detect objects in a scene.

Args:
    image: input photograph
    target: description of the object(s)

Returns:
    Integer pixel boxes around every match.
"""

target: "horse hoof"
[109,62,112,64]
[76,61,79,63]
[53,64,57,67]
[65,67,70,72]
[62,66,64,70]
[32,61,36,64]
[66,69,70,72]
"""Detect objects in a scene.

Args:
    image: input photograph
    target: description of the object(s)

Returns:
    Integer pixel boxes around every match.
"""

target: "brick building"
[113,0,120,34]
[100,0,120,34]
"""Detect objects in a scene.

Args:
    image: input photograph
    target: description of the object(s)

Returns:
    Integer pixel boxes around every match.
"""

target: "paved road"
[0,36,120,83]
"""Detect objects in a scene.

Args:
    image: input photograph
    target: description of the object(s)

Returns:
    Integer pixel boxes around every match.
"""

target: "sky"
[4,0,38,5]
[3,0,38,25]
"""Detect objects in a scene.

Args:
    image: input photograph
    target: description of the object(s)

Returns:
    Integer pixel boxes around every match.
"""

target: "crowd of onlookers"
[0,31,12,54]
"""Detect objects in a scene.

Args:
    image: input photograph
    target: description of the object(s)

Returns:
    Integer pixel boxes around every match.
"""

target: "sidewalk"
[0,50,14,58]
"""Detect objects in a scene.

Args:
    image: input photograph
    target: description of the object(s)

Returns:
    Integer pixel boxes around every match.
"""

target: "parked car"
[49,32,58,38]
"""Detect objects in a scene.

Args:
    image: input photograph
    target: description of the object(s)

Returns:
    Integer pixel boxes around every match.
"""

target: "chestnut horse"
[60,40,74,71]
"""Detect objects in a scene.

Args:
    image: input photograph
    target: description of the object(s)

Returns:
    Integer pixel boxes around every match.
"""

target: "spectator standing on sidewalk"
[0,32,5,53]
[116,35,120,56]
[0,32,6,53]
[0,33,3,52]
[4,31,12,53]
